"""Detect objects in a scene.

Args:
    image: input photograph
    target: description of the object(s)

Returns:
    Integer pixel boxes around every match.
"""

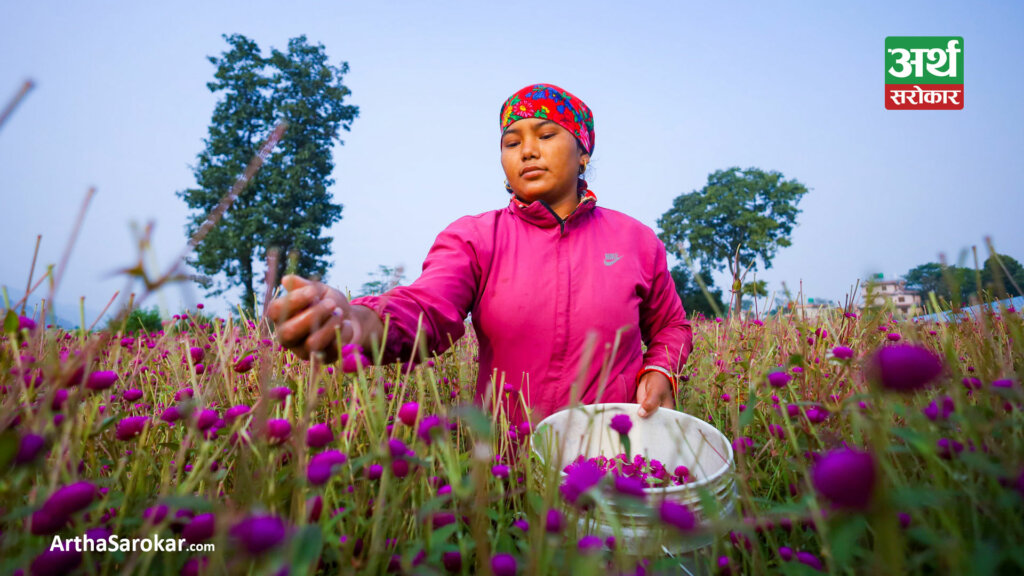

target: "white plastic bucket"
[532,403,736,558]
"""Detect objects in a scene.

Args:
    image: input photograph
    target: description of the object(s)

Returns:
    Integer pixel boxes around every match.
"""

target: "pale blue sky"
[1,1,1022,323]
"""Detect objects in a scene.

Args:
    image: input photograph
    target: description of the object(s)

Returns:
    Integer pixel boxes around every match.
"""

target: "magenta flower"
[306,423,334,448]
[387,438,410,458]
[442,551,462,572]
[868,345,944,392]
[195,409,218,431]
[268,386,292,400]
[86,370,118,391]
[561,460,604,505]
[264,419,292,441]
[992,378,1014,389]
[767,371,792,388]
[431,512,457,529]
[545,508,564,533]
[578,535,603,552]
[512,518,529,532]
[341,353,371,373]
[224,405,251,423]
[183,513,215,543]
[609,414,633,435]
[660,501,697,532]
[417,414,443,445]
[811,448,876,509]
[41,482,97,521]
[922,396,955,421]
[491,553,517,576]
[367,463,384,480]
[613,475,646,499]
[392,458,410,478]
[160,406,182,423]
[832,346,854,360]
[144,504,169,524]
[398,402,419,426]
[805,405,829,424]
[18,315,37,331]
[732,436,754,454]
[492,464,510,479]
[796,551,824,571]
[122,388,143,401]
[116,416,149,441]
[230,515,287,555]
[233,355,255,373]
[15,433,46,465]
[886,332,902,342]
[937,437,964,460]
[188,346,205,363]
[31,549,82,576]
[307,450,348,485]
[778,546,794,561]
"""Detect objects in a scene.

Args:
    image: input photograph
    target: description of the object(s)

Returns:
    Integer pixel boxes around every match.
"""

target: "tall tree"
[658,167,808,317]
[902,262,953,302]
[981,253,1024,298]
[359,265,406,297]
[177,34,358,312]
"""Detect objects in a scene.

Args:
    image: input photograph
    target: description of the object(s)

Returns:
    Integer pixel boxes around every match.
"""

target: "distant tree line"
[902,253,1024,309]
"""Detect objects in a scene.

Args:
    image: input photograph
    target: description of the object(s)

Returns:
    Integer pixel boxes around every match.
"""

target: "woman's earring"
[504,179,514,194]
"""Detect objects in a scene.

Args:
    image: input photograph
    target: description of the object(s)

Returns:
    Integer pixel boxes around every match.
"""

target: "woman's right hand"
[266,275,365,363]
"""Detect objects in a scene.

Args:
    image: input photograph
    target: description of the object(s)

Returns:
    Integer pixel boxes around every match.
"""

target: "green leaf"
[739,393,758,430]
[89,416,118,438]
[787,354,805,367]
[428,522,460,549]
[3,309,19,334]
[829,515,868,569]
[967,540,1000,576]
[158,495,213,512]
[0,430,19,469]
[290,524,323,574]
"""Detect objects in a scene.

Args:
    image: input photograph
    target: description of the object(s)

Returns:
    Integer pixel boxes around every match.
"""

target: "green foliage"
[359,265,406,297]
[658,167,808,316]
[176,34,359,313]
[106,305,163,334]
[903,253,1023,309]
[669,263,726,319]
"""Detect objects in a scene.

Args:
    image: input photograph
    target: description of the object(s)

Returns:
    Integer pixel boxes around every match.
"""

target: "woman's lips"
[521,168,545,179]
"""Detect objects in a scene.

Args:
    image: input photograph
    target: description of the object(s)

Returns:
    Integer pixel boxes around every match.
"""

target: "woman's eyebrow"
[502,119,557,136]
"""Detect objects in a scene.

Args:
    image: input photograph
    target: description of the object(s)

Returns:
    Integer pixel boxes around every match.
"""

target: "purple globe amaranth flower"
[160,406,182,423]
[937,437,964,460]
[366,464,384,480]
[195,409,218,431]
[417,414,443,444]
[491,464,510,478]
[886,332,902,342]
[512,518,529,532]
[264,419,292,441]
[267,386,292,401]
[811,448,876,509]
[31,549,82,576]
[387,438,409,458]
[832,346,854,360]
[18,315,37,331]
[923,396,955,421]
[391,458,410,477]
[868,344,944,392]
[341,353,371,373]
[187,346,205,364]
[578,535,604,552]
[660,501,697,532]
[144,504,169,524]
[398,402,419,426]
[41,481,97,522]
[732,436,754,454]
[796,551,824,571]
[86,370,118,391]
[307,495,323,523]
[116,416,149,441]
[767,371,792,388]
[614,475,646,499]
[183,513,216,543]
[545,508,565,533]
[805,405,829,424]
[442,551,462,572]
[609,414,633,436]
[230,515,287,555]
[224,405,250,423]
[560,460,604,505]
[15,433,46,465]
[962,377,982,391]
[306,423,334,448]
[778,546,794,561]
[307,450,348,485]
[122,388,143,402]
[491,553,517,576]
[991,378,1015,389]
[233,355,255,373]
[432,512,457,529]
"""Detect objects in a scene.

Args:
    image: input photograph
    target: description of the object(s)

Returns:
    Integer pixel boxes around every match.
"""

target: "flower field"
[1,300,1022,575]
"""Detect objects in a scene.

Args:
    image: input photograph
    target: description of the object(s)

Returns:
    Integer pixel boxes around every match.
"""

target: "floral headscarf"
[500,83,595,155]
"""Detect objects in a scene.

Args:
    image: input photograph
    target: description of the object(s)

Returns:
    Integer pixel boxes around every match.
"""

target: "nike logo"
[604,253,621,266]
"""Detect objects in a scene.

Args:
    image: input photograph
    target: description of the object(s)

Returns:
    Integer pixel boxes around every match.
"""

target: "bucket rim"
[531,403,735,495]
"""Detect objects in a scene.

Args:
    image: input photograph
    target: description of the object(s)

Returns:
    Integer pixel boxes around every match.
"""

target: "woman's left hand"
[637,371,675,418]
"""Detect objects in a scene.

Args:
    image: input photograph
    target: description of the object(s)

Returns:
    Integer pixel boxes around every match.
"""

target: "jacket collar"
[507,189,597,230]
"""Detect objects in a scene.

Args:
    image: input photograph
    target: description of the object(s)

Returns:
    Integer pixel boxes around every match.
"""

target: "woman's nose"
[520,135,539,159]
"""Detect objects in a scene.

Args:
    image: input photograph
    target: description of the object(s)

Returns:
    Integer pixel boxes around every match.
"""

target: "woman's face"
[500,117,589,205]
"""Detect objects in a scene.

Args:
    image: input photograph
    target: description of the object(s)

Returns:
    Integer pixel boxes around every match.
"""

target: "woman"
[268,83,693,426]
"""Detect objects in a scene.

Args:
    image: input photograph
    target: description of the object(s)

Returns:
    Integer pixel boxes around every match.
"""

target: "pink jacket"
[350,193,693,424]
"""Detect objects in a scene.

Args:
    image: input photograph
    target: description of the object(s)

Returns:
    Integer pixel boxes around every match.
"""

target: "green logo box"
[885,36,963,84]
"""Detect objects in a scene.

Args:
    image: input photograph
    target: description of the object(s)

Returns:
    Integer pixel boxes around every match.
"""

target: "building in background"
[860,275,921,316]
